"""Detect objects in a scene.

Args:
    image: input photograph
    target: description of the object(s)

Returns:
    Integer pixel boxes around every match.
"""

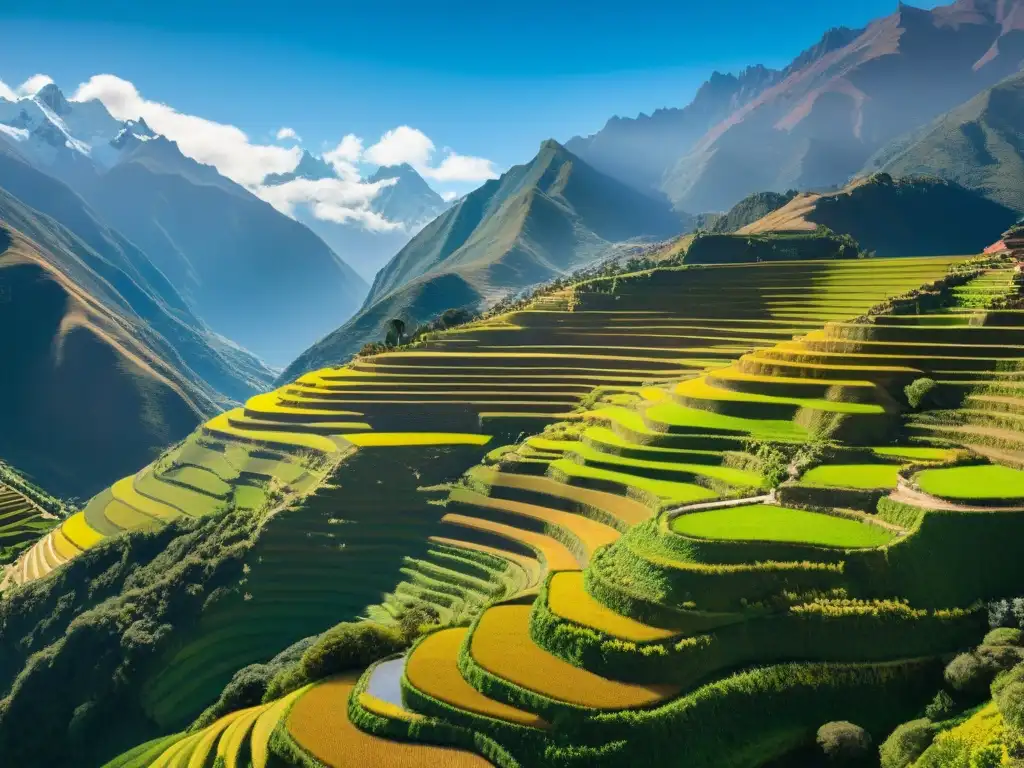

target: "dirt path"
[890,479,1024,513]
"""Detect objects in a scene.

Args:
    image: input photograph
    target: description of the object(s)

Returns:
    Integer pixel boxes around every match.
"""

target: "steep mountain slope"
[280,140,686,381]
[664,0,1024,212]
[0,222,208,498]
[739,173,1017,255]
[0,140,274,403]
[0,84,368,366]
[866,68,1024,213]
[565,64,786,197]
[269,160,450,282]
[76,136,367,365]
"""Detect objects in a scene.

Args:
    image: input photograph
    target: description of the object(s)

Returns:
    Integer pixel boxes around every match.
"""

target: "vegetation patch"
[800,463,901,490]
[915,464,1024,501]
[669,504,896,548]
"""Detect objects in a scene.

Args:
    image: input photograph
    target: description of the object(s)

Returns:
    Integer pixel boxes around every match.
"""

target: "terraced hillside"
[115,252,1024,768]
[3,253,1001,766]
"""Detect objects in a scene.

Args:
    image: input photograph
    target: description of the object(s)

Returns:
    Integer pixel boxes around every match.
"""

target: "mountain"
[865,69,1024,213]
[567,0,1024,214]
[565,64,786,199]
[663,0,1024,212]
[0,139,274,405]
[261,157,449,281]
[0,84,368,366]
[738,172,1017,256]
[706,190,800,233]
[280,139,686,381]
[0,209,210,498]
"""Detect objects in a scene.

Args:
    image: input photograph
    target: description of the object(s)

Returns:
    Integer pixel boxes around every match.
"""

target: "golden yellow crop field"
[288,676,495,766]
[59,512,104,550]
[345,432,493,447]
[547,571,679,642]
[356,691,423,722]
[470,606,681,709]
[405,628,547,728]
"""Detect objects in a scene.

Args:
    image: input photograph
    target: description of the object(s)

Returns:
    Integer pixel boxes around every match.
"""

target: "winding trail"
[890,479,1024,513]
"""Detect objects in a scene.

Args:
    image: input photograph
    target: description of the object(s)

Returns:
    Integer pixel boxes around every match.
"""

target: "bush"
[924,690,957,721]
[879,719,935,768]
[905,378,938,410]
[945,653,998,699]
[988,597,1024,629]
[299,621,405,680]
[816,721,873,765]
[997,682,1024,733]
[983,628,1023,647]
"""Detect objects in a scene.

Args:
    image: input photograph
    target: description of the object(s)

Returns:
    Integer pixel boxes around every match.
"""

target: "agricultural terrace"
[0,481,60,588]
[54,252,1024,762]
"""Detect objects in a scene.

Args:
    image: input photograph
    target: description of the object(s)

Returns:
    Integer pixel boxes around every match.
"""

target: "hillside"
[566,0,1024,214]
[0,142,274,405]
[280,140,686,382]
[8,251,1023,767]
[866,69,1024,214]
[566,65,785,198]
[707,190,799,233]
[738,173,1018,256]
[0,84,369,366]
[0,224,209,498]
[77,136,368,365]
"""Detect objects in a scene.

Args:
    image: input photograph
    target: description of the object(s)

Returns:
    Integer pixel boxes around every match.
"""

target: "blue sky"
[1,0,944,195]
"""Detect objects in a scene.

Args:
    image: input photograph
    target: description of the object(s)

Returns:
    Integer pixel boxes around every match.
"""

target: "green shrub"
[982,628,1023,647]
[879,719,935,768]
[924,690,957,721]
[816,721,873,765]
[944,653,999,700]
[905,378,938,410]
[997,682,1024,733]
[299,621,405,680]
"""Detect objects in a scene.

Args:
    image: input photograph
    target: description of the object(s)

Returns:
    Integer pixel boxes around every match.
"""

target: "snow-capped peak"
[0,80,142,171]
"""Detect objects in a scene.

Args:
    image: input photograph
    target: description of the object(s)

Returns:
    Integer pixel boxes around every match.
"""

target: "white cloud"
[16,74,54,97]
[424,152,498,183]
[441,190,458,202]
[323,134,363,179]
[364,125,435,167]
[276,126,300,142]
[71,74,301,186]
[255,176,403,233]
[362,125,498,183]
[0,80,16,102]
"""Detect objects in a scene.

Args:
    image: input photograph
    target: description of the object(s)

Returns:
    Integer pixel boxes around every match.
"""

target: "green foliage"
[905,378,939,410]
[945,653,1001,700]
[880,719,935,768]
[983,628,1023,647]
[816,721,873,765]
[996,682,1024,733]
[0,509,261,767]
[925,690,957,721]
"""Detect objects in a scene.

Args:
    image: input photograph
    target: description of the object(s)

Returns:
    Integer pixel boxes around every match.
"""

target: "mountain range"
[280,139,687,381]
[568,0,1024,214]
[0,84,367,365]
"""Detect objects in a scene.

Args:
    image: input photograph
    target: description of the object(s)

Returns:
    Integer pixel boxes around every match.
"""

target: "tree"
[816,721,873,765]
[385,317,406,347]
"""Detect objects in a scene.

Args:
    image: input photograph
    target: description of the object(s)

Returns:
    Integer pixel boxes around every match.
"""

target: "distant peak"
[539,138,567,153]
[126,117,156,138]
[35,83,70,116]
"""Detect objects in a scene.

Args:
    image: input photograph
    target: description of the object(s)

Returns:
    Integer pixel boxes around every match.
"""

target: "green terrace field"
[0,481,60,584]
[15,252,1024,768]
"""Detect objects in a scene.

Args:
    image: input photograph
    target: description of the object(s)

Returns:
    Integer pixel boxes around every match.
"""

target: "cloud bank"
[59,74,497,232]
